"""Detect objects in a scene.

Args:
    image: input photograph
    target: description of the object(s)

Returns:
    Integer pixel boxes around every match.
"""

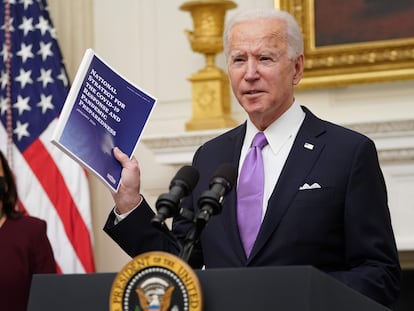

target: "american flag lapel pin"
[304,142,314,150]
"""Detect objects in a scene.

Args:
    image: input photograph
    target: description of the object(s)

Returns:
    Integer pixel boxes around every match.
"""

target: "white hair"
[223,8,304,60]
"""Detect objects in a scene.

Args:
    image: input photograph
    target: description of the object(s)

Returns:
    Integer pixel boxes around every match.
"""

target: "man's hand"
[112,147,142,214]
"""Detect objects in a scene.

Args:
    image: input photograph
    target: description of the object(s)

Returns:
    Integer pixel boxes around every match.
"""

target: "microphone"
[151,165,199,228]
[195,163,237,228]
[179,163,237,261]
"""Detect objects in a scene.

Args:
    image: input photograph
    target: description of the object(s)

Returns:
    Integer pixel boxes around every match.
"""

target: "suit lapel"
[219,124,248,260]
[249,108,327,261]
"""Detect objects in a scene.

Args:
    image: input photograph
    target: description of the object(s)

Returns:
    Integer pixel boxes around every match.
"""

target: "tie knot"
[251,132,268,150]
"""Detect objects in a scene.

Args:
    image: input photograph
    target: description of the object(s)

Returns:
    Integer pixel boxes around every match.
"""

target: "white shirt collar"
[244,101,305,154]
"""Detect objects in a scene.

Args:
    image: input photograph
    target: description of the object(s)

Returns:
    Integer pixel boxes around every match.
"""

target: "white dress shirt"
[238,101,305,221]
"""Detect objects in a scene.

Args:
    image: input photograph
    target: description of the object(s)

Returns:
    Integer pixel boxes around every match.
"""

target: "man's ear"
[292,54,304,86]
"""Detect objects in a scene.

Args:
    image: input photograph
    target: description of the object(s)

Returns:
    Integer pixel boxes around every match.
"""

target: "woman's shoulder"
[11,215,47,230]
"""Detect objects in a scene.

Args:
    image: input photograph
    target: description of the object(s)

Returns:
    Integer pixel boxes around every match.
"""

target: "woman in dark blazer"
[0,150,56,311]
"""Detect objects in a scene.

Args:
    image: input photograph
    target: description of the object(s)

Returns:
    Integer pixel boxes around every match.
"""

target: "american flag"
[0,0,95,273]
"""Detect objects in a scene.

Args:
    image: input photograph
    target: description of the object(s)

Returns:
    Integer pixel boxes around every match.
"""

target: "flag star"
[57,68,68,87]
[37,68,54,88]
[49,27,57,39]
[0,97,8,115]
[15,68,33,88]
[35,16,51,36]
[13,120,30,141]
[20,0,34,10]
[1,44,10,63]
[0,17,15,32]
[37,41,53,61]
[18,16,34,36]
[37,93,54,114]
[16,43,34,63]
[0,70,8,90]
[13,95,31,115]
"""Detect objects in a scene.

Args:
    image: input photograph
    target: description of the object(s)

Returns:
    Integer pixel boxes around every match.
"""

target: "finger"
[113,147,128,162]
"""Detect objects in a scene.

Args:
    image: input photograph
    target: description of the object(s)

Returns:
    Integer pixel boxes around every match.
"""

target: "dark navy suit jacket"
[104,107,400,306]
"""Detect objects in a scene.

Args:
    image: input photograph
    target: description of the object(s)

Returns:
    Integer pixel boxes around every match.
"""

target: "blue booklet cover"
[52,49,157,192]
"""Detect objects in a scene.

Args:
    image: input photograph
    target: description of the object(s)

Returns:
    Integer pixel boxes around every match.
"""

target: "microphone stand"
[179,226,197,263]
[179,190,223,262]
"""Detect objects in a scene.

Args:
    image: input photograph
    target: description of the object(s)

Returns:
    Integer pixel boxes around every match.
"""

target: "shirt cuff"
[113,195,143,224]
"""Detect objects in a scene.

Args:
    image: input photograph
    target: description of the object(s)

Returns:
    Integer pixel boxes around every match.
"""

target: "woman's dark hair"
[0,150,22,219]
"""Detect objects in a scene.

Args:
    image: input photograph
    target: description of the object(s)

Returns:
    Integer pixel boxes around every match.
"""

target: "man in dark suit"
[104,8,400,306]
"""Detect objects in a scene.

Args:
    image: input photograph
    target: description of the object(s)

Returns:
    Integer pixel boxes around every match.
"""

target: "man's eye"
[259,56,272,62]
[233,57,245,63]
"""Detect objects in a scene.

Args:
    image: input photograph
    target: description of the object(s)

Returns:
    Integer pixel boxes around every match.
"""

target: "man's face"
[227,19,303,130]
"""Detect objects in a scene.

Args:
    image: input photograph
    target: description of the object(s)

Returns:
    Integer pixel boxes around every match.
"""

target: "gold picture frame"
[275,0,414,89]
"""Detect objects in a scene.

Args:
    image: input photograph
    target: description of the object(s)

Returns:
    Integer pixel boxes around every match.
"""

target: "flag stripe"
[41,120,92,229]
[23,138,95,272]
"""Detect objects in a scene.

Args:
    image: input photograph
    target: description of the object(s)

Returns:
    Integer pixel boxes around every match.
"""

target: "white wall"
[49,0,414,272]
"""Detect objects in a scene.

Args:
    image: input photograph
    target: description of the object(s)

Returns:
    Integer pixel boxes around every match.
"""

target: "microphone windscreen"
[212,163,238,187]
[171,165,200,191]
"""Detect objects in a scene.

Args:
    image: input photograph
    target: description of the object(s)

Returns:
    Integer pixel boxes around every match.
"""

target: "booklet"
[52,49,157,192]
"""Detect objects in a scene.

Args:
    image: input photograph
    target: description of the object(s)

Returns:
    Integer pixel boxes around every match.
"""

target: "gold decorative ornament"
[179,0,238,131]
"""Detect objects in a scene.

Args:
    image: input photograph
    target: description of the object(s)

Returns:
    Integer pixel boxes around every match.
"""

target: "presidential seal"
[109,251,203,311]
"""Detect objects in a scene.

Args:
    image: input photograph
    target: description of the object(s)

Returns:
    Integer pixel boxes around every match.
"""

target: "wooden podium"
[28,266,390,311]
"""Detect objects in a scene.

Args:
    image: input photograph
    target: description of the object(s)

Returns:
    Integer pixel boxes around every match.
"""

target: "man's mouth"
[244,90,262,95]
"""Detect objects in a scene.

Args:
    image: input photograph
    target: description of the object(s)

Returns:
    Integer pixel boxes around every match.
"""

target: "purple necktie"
[237,132,268,257]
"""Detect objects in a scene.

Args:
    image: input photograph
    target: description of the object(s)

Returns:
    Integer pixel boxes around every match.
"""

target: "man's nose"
[244,59,259,81]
